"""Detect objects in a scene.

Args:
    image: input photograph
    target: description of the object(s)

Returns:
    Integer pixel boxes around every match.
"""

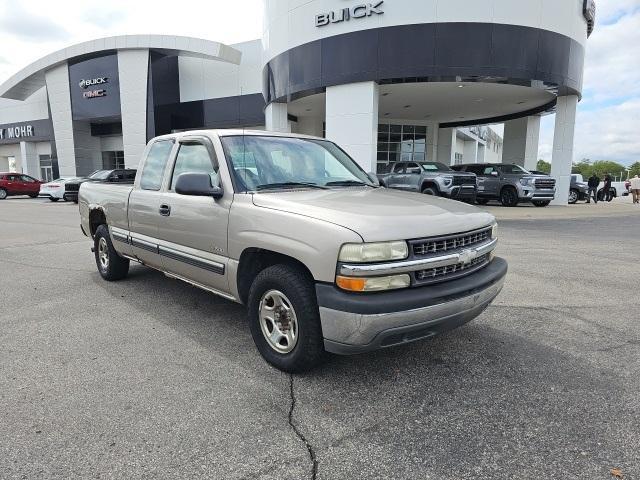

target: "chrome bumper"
[320,270,505,355]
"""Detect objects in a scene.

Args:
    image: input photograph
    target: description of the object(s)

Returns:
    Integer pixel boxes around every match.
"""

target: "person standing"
[630,174,640,205]
[603,173,613,202]
[587,173,600,204]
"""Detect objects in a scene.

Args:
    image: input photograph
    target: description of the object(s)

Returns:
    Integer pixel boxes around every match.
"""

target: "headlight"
[441,175,453,186]
[520,177,535,187]
[491,222,498,239]
[336,274,411,292]
[339,241,408,263]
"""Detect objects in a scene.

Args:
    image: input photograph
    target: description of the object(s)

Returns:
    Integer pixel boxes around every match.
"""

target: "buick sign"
[79,77,108,89]
[316,1,384,27]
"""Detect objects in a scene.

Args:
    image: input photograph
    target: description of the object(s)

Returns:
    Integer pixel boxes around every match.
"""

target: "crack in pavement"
[289,374,318,480]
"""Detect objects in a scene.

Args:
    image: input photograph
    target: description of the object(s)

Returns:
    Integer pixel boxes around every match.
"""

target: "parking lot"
[1,198,638,480]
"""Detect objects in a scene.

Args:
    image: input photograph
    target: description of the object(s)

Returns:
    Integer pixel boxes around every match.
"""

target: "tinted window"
[170,143,218,190]
[140,140,174,191]
[392,163,405,173]
[420,162,452,172]
[482,166,499,175]
[20,175,36,183]
[500,164,529,174]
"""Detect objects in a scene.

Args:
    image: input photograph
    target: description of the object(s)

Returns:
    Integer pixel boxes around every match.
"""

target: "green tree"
[628,162,640,177]
[572,160,592,177]
[536,159,551,173]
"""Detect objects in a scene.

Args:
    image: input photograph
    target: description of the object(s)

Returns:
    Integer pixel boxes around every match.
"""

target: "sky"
[0,0,638,166]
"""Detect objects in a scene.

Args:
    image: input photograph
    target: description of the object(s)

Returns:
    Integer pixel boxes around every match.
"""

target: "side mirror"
[367,172,381,186]
[175,173,224,199]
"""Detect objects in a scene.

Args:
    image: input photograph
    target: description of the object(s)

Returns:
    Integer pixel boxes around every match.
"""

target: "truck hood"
[251,188,495,242]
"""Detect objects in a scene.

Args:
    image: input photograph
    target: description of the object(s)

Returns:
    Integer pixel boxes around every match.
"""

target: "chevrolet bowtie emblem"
[459,249,477,265]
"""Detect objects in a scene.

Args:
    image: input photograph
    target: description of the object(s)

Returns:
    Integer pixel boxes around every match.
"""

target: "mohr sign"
[0,124,34,140]
[316,1,384,27]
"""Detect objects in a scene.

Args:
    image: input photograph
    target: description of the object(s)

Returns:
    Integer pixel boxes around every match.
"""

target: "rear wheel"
[29,193,38,198]
[247,264,325,373]
[500,187,519,207]
[532,200,551,207]
[0,188,7,200]
[568,189,579,204]
[94,224,129,281]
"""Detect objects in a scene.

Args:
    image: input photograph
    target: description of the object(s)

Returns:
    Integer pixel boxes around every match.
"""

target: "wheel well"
[421,181,439,192]
[236,248,313,305]
[500,185,517,195]
[89,209,107,237]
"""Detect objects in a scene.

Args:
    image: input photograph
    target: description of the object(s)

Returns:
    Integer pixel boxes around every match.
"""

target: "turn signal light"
[336,276,367,292]
[336,274,411,292]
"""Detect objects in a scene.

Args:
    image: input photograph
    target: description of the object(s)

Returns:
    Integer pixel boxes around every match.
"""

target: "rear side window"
[140,140,174,191]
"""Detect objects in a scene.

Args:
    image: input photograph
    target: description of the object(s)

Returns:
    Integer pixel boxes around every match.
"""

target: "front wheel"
[94,224,129,281]
[247,264,325,373]
[532,200,551,207]
[500,187,519,207]
[568,189,579,204]
[0,188,7,200]
[50,197,59,202]
[29,193,38,198]
[421,186,438,196]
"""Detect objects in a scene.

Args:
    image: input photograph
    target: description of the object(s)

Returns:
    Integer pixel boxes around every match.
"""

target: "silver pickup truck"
[79,130,507,372]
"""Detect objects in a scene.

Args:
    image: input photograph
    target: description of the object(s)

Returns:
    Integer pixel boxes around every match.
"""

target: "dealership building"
[0,0,593,203]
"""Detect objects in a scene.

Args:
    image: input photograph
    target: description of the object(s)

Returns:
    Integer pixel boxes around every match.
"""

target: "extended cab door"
[128,139,176,269]
[157,136,231,294]
[385,163,406,189]
[479,165,501,197]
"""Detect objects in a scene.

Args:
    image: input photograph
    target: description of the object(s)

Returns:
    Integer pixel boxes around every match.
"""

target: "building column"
[426,123,438,162]
[325,81,379,172]
[463,140,478,164]
[45,64,77,176]
[118,49,150,169]
[297,116,324,137]
[502,116,540,171]
[19,141,39,178]
[265,103,290,133]
[477,143,486,163]
[551,96,578,205]
[436,127,455,166]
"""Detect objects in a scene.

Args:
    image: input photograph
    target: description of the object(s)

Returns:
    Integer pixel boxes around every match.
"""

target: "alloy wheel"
[98,237,109,271]
[258,290,299,354]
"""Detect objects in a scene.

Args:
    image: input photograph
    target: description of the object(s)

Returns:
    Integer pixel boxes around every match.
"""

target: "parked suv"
[0,173,42,200]
[452,163,556,207]
[64,169,137,203]
[378,161,477,202]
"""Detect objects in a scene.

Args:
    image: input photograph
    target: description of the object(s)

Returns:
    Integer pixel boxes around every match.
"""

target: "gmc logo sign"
[316,1,384,27]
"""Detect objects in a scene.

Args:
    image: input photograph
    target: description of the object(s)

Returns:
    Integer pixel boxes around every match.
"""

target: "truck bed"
[79,182,134,236]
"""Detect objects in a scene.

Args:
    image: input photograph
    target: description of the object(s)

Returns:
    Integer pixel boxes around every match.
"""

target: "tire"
[247,264,325,373]
[94,224,129,281]
[421,186,438,196]
[532,200,551,207]
[568,189,579,204]
[0,188,7,200]
[500,187,519,207]
[476,198,490,205]
[29,193,38,198]
[73,198,79,204]
[50,197,59,202]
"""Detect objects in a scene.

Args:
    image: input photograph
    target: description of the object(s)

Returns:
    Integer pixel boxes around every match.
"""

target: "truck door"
[480,165,501,197]
[404,162,423,191]
[157,137,230,294]
[128,139,175,269]
[386,163,406,189]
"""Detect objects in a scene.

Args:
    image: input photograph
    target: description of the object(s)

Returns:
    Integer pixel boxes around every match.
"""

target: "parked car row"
[0,169,137,202]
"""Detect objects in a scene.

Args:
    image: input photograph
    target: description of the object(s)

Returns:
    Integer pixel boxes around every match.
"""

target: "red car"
[0,173,43,200]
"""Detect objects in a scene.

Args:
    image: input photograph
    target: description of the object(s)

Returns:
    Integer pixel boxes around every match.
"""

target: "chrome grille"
[535,178,556,189]
[412,227,491,257]
[415,254,490,284]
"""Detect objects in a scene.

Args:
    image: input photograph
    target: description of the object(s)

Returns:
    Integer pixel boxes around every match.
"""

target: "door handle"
[159,204,171,216]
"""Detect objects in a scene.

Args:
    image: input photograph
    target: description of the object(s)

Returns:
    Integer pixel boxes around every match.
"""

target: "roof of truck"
[152,129,325,142]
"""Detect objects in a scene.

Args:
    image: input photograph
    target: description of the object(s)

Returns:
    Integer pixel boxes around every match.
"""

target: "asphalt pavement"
[0,197,638,479]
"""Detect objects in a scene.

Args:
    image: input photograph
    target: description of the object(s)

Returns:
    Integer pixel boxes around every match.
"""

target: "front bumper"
[317,257,507,354]
[442,185,477,200]
[517,185,556,201]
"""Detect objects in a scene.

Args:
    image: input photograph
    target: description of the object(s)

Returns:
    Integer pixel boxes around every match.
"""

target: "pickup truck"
[79,130,507,372]
[452,163,556,207]
[64,169,137,203]
[378,161,477,202]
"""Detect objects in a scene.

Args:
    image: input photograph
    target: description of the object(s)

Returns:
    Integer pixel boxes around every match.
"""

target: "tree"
[628,162,640,178]
[536,159,551,173]
[571,160,627,179]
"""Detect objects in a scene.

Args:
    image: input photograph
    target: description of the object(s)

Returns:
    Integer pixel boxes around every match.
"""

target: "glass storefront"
[102,151,125,170]
[377,124,427,173]
[39,155,53,182]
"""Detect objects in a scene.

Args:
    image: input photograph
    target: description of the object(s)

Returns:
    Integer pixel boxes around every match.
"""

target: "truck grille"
[412,227,491,256]
[453,176,476,186]
[534,178,556,189]
[65,183,80,193]
[415,254,490,284]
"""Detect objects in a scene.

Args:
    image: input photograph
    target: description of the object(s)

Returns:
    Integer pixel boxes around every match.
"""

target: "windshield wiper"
[325,180,373,187]
[255,182,328,191]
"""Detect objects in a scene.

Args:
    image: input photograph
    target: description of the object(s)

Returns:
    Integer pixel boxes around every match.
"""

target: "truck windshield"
[420,162,452,172]
[221,135,375,192]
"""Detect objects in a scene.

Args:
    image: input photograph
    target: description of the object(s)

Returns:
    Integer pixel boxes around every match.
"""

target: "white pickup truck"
[79,130,507,372]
